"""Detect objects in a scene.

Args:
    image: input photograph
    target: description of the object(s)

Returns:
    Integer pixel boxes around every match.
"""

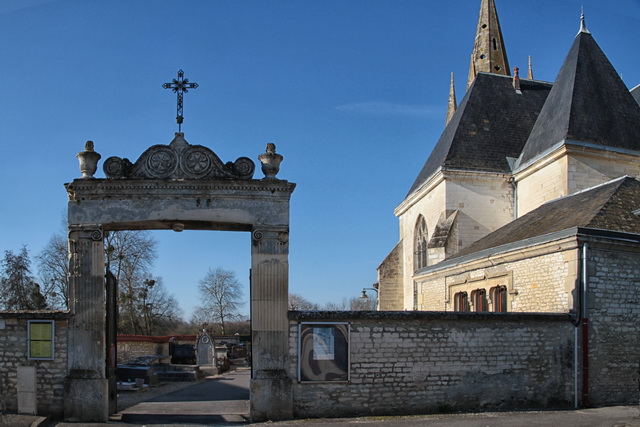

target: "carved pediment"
[103,133,255,180]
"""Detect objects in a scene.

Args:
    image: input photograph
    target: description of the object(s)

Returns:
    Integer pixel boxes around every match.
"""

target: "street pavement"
[25,367,640,426]
[116,367,250,425]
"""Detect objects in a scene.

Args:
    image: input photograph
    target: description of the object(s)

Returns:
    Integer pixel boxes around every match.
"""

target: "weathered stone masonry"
[0,311,69,419]
[288,311,575,418]
[587,245,640,406]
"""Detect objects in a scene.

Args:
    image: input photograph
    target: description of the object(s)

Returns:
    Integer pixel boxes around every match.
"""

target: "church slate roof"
[518,31,640,167]
[407,73,551,196]
[450,176,640,260]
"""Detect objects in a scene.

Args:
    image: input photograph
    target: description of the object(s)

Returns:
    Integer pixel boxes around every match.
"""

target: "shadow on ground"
[118,367,250,425]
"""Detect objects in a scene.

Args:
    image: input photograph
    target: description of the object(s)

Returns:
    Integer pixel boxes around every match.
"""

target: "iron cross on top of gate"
[163,69,199,132]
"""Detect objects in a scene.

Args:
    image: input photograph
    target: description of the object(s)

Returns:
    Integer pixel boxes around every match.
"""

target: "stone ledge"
[288,310,573,322]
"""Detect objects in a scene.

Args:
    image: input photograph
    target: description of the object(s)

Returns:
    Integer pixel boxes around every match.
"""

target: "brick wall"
[288,311,575,418]
[0,312,69,419]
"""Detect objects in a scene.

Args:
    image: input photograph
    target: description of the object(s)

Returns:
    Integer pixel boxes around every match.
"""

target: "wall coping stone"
[0,310,71,320]
[288,310,573,322]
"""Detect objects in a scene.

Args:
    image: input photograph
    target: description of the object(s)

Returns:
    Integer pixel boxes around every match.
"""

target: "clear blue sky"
[1,0,638,319]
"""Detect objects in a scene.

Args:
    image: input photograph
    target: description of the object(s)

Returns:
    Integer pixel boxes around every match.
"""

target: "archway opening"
[110,229,252,424]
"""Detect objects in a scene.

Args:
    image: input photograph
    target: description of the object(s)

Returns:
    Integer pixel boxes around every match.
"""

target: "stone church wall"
[445,175,513,250]
[567,151,640,195]
[397,178,446,309]
[415,241,578,313]
[517,149,640,217]
[0,312,69,419]
[396,172,513,310]
[288,311,575,418]
[516,155,568,216]
[587,245,640,406]
[377,242,404,310]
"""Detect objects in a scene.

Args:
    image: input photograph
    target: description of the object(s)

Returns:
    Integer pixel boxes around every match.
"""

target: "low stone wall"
[0,311,70,419]
[288,311,575,418]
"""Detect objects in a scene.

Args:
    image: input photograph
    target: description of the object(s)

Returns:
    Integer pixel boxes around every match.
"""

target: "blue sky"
[1,0,639,318]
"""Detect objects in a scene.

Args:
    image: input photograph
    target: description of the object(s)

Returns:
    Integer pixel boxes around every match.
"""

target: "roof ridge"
[538,175,629,207]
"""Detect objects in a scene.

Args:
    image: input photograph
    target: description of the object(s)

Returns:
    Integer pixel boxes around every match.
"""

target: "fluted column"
[64,225,108,422]
[250,225,293,421]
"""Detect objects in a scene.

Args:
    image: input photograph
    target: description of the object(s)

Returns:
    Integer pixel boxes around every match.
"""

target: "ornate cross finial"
[163,69,199,132]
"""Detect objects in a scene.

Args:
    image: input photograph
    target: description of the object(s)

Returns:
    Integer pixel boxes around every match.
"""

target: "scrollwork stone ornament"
[90,229,104,241]
[103,132,255,180]
[252,230,264,242]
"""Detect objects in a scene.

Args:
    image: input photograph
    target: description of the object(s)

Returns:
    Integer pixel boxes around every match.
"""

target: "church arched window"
[413,215,428,271]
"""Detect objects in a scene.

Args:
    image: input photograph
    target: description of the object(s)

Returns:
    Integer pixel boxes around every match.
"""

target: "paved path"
[118,367,250,425]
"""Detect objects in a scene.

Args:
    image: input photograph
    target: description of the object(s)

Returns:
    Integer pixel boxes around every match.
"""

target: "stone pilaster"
[64,225,109,422]
[250,226,293,421]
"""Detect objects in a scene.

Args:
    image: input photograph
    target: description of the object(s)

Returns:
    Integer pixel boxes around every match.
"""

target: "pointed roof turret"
[467,0,511,88]
[518,23,640,167]
[446,72,457,125]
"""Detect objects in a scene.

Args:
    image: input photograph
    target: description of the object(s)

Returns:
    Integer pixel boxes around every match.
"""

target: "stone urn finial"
[258,143,283,180]
[76,140,101,179]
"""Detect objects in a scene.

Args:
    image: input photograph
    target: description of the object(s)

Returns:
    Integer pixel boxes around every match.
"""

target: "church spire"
[467,0,511,88]
[446,72,457,125]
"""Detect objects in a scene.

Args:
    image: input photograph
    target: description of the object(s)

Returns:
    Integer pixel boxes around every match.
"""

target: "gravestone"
[196,332,214,366]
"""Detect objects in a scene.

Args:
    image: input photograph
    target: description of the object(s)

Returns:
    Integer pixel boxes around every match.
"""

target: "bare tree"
[323,296,377,311]
[288,293,319,310]
[36,228,184,333]
[194,267,244,335]
[0,246,47,310]
[137,276,183,335]
[37,233,69,309]
[349,295,377,311]
[105,230,158,334]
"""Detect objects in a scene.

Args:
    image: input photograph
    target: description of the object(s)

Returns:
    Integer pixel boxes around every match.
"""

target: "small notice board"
[298,322,349,382]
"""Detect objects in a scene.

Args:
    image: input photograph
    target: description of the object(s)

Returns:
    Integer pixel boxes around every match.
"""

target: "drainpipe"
[508,176,518,218]
[581,242,590,408]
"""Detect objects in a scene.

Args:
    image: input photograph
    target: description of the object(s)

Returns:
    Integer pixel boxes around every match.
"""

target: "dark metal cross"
[163,69,199,132]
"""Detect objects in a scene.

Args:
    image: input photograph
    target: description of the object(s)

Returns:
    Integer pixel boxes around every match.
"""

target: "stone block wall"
[288,311,575,419]
[517,155,568,216]
[416,242,578,313]
[0,312,69,419]
[377,242,404,310]
[117,339,168,364]
[587,245,640,406]
[567,151,640,195]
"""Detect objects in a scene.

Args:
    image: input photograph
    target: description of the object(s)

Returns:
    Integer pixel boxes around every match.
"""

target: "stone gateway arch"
[64,134,295,422]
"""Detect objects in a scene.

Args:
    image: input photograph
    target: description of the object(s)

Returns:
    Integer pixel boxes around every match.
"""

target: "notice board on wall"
[298,322,349,382]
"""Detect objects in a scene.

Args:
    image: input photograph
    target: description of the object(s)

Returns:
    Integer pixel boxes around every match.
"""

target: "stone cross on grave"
[163,69,199,132]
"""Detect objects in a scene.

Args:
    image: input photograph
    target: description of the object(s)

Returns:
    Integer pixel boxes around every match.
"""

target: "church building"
[378,0,640,315]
